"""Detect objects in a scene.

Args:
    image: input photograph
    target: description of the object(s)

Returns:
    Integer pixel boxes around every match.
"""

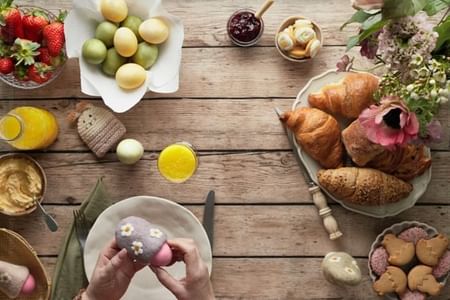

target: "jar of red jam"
[227,9,264,47]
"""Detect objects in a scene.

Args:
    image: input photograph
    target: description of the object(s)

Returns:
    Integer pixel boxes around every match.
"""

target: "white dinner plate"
[292,69,432,218]
[84,196,212,300]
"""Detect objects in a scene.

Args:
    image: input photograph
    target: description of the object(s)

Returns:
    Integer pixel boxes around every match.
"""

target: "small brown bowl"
[275,16,323,63]
[0,153,47,216]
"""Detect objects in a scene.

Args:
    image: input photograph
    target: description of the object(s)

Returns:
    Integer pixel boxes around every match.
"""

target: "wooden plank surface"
[0,152,445,205]
[1,99,448,151]
[39,257,450,300]
[2,205,449,257]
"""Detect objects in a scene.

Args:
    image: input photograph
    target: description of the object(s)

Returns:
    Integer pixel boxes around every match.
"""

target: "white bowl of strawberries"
[0,2,67,89]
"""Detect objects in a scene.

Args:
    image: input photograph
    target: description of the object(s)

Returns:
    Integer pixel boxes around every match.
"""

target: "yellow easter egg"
[100,0,128,23]
[114,27,138,57]
[115,63,147,89]
[139,18,169,44]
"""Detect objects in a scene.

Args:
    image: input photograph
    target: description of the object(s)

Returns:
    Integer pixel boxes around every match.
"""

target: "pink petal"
[399,112,407,128]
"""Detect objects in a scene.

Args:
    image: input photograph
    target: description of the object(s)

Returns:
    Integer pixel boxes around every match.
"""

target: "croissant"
[308,73,379,119]
[317,167,413,206]
[342,120,431,181]
[281,107,343,169]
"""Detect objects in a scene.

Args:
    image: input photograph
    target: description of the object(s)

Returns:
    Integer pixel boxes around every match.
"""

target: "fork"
[73,209,90,253]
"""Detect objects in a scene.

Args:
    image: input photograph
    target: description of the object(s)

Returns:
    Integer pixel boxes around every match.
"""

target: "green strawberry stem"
[11,38,40,65]
[56,10,67,23]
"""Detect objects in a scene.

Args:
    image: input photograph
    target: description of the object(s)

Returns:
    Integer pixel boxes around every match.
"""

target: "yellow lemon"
[114,27,138,57]
[139,18,169,44]
[100,0,128,23]
[115,63,147,89]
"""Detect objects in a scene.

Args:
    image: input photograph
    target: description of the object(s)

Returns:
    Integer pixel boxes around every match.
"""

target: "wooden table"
[1,0,449,299]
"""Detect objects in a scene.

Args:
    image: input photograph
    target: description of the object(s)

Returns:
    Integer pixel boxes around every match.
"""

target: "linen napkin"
[51,177,112,299]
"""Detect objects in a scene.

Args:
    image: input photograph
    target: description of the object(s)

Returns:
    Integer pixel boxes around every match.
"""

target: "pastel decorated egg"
[115,63,147,89]
[139,18,169,44]
[115,216,172,266]
[321,252,362,286]
[114,27,138,57]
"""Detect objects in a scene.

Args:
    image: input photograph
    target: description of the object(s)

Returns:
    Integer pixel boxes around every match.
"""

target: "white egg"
[307,39,321,58]
[116,139,144,164]
[294,27,316,45]
[277,32,294,51]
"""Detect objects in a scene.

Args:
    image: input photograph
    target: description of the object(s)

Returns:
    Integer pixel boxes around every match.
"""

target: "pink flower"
[351,0,383,10]
[359,96,419,148]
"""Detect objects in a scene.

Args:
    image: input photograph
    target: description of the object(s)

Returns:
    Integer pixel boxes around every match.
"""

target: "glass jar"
[0,106,59,150]
[157,142,199,183]
[227,9,264,47]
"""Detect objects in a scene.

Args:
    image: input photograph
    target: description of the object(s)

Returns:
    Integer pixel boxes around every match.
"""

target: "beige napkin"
[51,178,112,299]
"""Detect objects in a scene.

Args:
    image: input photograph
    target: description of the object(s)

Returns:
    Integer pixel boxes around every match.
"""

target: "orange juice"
[158,142,198,183]
[0,107,59,150]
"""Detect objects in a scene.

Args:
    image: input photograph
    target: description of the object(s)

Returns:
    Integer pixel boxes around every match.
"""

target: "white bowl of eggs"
[275,16,323,62]
[65,0,184,113]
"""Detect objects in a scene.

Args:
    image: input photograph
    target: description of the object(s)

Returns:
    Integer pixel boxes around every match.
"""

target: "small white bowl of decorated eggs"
[275,16,323,62]
[65,0,184,113]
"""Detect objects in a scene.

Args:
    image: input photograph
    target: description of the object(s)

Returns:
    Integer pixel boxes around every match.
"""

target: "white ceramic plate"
[84,196,212,300]
[292,69,432,218]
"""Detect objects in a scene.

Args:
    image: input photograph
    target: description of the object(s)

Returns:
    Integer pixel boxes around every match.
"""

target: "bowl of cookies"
[275,16,322,62]
[369,221,450,299]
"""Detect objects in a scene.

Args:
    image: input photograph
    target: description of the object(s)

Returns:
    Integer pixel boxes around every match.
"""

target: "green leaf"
[346,35,360,51]
[359,19,388,41]
[361,13,382,30]
[340,10,373,30]
[434,17,450,51]
[423,0,450,16]
[382,0,427,19]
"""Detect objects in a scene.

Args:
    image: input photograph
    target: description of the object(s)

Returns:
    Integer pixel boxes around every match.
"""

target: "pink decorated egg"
[20,274,36,295]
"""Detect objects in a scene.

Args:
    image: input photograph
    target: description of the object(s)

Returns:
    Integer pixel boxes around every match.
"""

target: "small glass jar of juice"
[158,142,198,183]
[0,106,59,150]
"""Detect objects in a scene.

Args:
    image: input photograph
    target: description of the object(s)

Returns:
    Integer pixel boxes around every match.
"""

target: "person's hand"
[151,238,214,300]
[82,239,145,300]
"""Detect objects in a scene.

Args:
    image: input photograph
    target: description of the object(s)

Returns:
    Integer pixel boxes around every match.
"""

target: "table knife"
[203,190,215,250]
[274,107,343,240]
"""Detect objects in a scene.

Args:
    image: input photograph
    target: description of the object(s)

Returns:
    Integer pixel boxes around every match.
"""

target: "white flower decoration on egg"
[131,241,144,255]
[120,223,134,237]
[0,272,11,283]
[150,228,163,238]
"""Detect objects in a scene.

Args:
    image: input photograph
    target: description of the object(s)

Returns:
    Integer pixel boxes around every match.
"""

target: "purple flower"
[336,55,353,72]
[421,119,443,144]
[360,31,380,59]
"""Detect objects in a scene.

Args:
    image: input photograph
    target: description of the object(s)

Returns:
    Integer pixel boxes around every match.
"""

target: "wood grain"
[2,205,449,257]
[0,152,445,205]
[38,257,450,300]
[1,99,448,151]
[15,0,356,47]
[0,47,350,99]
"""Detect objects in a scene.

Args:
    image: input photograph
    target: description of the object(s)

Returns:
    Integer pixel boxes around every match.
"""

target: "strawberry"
[23,9,48,42]
[38,47,51,64]
[0,0,24,43]
[0,56,13,73]
[42,10,66,57]
[11,38,40,65]
[27,62,53,83]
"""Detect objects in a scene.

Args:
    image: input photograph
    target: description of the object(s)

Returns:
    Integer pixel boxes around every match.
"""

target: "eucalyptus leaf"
[423,0,450,15]
[346,35,360,51]
[361,13,382,30]
[383,0,427,19]
[434,17,450,51]
[340,10,373,30]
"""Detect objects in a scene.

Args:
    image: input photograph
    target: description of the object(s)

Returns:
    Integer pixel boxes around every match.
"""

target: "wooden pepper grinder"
[309,186,343,240]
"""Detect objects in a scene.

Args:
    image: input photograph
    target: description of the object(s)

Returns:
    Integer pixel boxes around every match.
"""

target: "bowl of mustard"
[0,153,46,216]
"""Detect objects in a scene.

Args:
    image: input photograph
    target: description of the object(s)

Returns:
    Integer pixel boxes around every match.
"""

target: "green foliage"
[434,16,450,53]
[383,0,427,19]
[423,0,450,15]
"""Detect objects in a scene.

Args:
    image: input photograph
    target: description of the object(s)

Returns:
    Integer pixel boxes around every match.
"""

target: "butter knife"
[202,191,215,250]
[275,107,343,240]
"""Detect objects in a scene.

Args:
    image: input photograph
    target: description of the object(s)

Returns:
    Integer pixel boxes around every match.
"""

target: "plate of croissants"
[280,69,432,218]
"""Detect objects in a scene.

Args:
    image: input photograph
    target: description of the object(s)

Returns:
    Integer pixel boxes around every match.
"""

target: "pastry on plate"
[280,107,343,169]
[317,167,413,205]
[382,234,415,267]
[373,266,407,296]
[342,120,431,181]
[416,234,449,267]
[407,265,443,296]
[308,72,379,119]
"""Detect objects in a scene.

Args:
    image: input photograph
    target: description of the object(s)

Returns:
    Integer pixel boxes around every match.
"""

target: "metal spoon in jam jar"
[227,0,274,47]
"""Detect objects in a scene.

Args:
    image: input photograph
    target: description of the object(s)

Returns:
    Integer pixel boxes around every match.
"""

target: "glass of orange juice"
[158,142,198,183]
[0,106,59,150]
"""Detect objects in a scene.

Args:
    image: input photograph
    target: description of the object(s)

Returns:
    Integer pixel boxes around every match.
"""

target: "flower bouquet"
[339,0,450,147]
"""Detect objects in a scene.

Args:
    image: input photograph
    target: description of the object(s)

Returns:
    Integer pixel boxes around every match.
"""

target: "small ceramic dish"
[0,6,67,90]
[0,228,51,299]
[368,221,449,299]
[275,16,323,62]
[0,153,47,216]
